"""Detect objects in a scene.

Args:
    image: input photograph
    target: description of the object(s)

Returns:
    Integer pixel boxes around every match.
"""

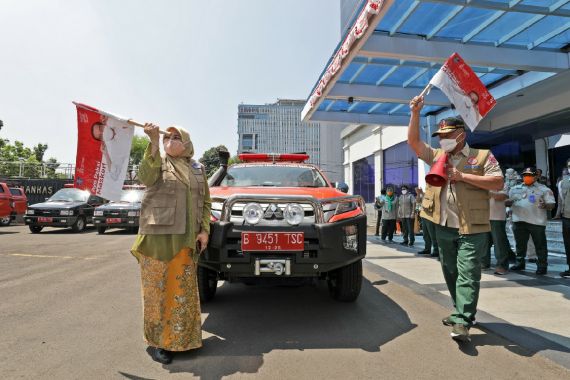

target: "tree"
[33,143,48,162]
[0,139,47,178]
[228,155,242,166]
[130,135,150,166]
[199,145,229,176]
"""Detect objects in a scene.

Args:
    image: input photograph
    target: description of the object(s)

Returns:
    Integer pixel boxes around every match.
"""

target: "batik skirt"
[139,247,202,351]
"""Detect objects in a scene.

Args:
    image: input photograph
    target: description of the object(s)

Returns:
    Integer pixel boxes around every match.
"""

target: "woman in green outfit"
[131,123,211,365]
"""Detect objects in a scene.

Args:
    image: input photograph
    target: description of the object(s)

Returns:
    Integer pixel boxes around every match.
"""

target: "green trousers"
[435,225,489,326]
[422,218,439,255]
[491,220,511,269]
[512,221,548,269]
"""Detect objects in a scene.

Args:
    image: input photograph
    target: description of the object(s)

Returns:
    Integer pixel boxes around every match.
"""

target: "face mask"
[439,132,464,153]
[523,176,535,186]
[164,139,187,157]
[401,189,408,195]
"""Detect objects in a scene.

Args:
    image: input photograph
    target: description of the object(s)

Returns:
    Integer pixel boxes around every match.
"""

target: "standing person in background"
[398,185,416,247]
[536,168,548,186]
[484,181,511,275]
[380,185,398,243]
[407,95,504,342]
[374,189,386,236]
[417,183,440,258]
[555,159,570,278]
[507,167,555,275]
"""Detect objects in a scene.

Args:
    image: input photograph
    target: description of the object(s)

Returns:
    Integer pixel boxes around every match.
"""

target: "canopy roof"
[302,0,570,129]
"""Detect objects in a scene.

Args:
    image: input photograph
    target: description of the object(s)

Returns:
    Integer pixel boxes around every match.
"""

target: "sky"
[0,0,340,163]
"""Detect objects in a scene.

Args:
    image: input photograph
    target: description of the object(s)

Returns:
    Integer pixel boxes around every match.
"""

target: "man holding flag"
[407,53,504,342]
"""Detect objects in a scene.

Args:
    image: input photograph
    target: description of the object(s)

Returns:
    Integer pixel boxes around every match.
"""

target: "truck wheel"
[0,216,11,226]
[29,225,43,234]
[198,266,218,303]
[327,259,362,302]
[71,216,86,233]
[97,226,106,235]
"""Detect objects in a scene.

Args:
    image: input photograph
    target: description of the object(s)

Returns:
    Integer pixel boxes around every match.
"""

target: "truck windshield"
[220,165,328,187]
[117,190,144,203]
[48,189,90,202]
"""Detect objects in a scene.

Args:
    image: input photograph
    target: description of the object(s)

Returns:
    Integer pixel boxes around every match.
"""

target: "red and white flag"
[429,53,496,131]
[73,102,134,201]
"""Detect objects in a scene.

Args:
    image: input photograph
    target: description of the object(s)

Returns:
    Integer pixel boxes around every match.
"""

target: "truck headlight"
[60,210,74,216]
[243,203,263,225]
[284,203,304,225]
[27,209,35,215]
[94,210,104,216]
[128,211,140,217]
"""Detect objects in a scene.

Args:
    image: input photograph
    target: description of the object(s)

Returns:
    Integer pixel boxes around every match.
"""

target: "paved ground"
[1,224,569,380]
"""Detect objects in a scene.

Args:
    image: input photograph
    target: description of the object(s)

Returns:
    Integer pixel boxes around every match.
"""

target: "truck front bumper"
[200,214,366,278]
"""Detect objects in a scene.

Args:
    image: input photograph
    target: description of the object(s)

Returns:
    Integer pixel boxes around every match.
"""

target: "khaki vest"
[420,147,491,235]
[139,158,205,235]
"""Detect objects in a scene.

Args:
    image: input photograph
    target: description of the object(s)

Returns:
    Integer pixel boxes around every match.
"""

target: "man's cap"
[521,166,537,176]
[431,117,466,137]
[401,185,408,190]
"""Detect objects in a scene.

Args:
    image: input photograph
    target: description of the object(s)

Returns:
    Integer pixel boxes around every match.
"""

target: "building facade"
[237,99,344,182]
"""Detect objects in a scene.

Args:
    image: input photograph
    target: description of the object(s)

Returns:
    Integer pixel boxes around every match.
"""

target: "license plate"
[106,218,122,224]
[241,232,304,252]
[38,217,53,223]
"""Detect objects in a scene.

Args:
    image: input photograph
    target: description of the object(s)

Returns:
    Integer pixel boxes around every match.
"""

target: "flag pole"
[419,83,432,98]
[127,119,171,137]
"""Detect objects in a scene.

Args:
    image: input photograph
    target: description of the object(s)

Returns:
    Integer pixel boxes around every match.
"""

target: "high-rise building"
[237,99,344,182]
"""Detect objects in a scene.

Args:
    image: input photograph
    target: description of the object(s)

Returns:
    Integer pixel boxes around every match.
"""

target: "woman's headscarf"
[164,126,194,187]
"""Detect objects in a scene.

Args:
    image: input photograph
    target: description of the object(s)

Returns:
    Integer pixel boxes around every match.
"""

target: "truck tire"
[198,266,218,303]
[97,226,106,235]
[71,216,86,233]
[0,216,11,226]
[29,225,43,233]
[327,259,362,302]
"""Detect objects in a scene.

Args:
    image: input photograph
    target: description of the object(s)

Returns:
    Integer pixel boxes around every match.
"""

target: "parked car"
[93,187,144,234]
[24,188,107,233]
[198,153,366,303]
[0,183,12,224]
[0,187,28,226]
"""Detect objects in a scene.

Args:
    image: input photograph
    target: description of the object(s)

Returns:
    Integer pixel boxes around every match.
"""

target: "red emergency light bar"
[238,153,310,163]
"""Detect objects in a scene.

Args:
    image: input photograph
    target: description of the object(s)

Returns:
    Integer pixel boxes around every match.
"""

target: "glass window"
[353,155,375,203]
[383,142,418,191]
[242,134,255,150]
[48,189,90,202]
[220,165,328,188]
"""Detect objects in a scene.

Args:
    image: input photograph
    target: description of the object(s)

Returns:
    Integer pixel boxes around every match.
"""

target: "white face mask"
[401,189,408,195]
[439,138,458,152]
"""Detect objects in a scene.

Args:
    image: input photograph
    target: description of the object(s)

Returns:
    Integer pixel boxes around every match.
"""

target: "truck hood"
[210,186,347,200]
[29,201,86,209]
[96,202,140,211]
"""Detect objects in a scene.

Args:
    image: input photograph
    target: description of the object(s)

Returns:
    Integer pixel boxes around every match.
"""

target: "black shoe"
[560,270,570,278]
[528,258,538,264]
[408,242,414,247]
[150,347,173,364]
[535,267,547,275]
[430,252,439,257]
[417,250,430,255]
[510,263,526,271]
[374,233,379,236]
[400,241,409,246]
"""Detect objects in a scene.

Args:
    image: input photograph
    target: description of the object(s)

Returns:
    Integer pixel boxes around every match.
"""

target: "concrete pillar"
[535,138,548,175]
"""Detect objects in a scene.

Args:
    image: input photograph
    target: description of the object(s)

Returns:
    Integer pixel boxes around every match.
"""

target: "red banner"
[73,102,134,201]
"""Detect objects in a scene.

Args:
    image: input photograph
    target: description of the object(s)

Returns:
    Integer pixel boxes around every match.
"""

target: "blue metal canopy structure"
[302,0,570,131]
